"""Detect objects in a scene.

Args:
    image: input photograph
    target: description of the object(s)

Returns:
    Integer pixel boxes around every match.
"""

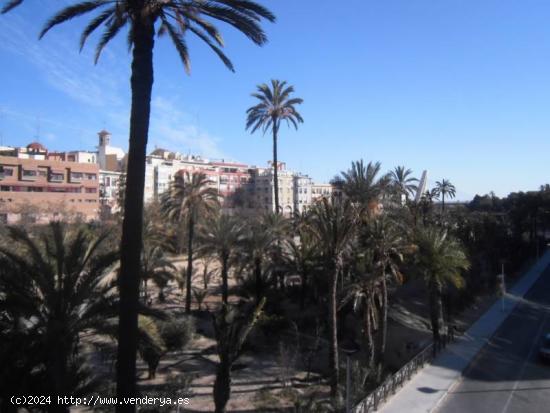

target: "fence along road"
[354,251,550,413]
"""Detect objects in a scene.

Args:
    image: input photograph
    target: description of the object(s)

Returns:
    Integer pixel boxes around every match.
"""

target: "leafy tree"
[161,172,219,312]
[199,213,245,305]
[414,227,469,349]
[435,179,456,212]
[212,298,265,413]
[0,223,118,413]
[309,198,357,398]
[361,216,408,380]
[1,2,275,408]
[282,231,320,309]
[246,80,304,213]
[340,160,389,214]
[241,215,277,303]
[141,244,175,304]
[390,166,418,203]
[341,261,379,380]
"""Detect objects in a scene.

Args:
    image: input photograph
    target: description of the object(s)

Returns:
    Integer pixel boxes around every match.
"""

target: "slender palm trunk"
[186,215,195,313]
[47,330,69,413]
[299,269,308,310]
[221,253,229,305]
[213,359,231,413]
[116,15,154,413]
[377,273,388,381]
[365,303,375,374]
[429,278,445,352]
[254,256,262,303]
[328,259,340,398]
[272,117,280,214]
[441,193,446,213]
[143,279,148,304]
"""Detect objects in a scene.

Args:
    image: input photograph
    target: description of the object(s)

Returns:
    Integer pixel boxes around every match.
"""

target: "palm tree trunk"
[377,274,388,381]
[143,279,148,304]
[186,215,195,313]
[442,193,446,213]
[299,269,307,310]
[254,257,262,304]
[47,333,69,413]
[429,278,445,352]
[328,260,340,398]
[116,15,155,412]
[272,117,280,214]
[213,359,231,413]
[365,301,375,376]
[221,254,229,305]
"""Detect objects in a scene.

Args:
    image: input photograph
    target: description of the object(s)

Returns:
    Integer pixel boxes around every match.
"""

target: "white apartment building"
[293,174,313,214]
[311,183,333,202]
[99,170,124,214]
[254,162,295,215]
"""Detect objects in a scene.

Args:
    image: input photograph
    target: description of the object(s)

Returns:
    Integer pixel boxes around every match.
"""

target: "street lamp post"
[497,263,506,312]
[341,339,361,413]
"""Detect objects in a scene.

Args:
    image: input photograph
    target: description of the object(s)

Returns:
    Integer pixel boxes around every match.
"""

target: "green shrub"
[159,317,194,352]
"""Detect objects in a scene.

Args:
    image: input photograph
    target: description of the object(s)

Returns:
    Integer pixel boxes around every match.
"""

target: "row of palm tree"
[144,159,468,400]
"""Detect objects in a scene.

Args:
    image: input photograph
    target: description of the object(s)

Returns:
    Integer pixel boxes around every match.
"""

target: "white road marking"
[501,312,549,413]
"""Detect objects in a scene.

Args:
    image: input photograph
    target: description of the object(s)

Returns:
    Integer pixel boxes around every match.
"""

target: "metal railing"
[352,329,458,413]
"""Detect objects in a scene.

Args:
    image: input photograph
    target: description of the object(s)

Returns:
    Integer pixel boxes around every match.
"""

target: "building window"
[85,188,97,194]
[22,169,38,180]
[86,173,97,180]
[1,167,14,177]
[70,172,83,182]
[49,172,64,182]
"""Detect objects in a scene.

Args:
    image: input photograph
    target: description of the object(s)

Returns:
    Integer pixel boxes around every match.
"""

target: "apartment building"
[311,183,334,202]
[0,144,100,224]
[254,162,295,215]
[293,173,313,214]
[143,148,255,210]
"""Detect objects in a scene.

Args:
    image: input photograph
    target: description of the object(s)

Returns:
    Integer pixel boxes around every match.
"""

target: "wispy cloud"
[0,11,226,158]
[149,97,227,160]
[0,14,129,108]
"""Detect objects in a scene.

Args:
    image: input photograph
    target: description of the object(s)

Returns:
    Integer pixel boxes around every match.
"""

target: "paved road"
[435,265,550,413]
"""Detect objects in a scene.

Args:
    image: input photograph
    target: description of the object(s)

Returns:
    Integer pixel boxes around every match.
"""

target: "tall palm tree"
[282,231,321,309]
[340,264,380,380]
[340,160,390,213]
[241,216,276,303]
[199,214,245,305]
[141,244,175,304]
[309,198,357,398]
[0,223,119,413]
[362,216,408,380]
[161,172,219,312]
[1,2,275,407]
[414,227,469,349]
[435,179,457,212]
[246,80,304,213]
[390,166,418,203]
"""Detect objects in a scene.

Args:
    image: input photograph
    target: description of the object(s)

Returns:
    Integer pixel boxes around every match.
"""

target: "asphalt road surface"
[435,265,550,413]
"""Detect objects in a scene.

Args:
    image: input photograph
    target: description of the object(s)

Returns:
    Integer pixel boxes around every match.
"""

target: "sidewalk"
[377,251,550,413]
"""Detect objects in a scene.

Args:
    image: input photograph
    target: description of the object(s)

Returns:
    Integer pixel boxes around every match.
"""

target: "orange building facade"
[0,155,100,224]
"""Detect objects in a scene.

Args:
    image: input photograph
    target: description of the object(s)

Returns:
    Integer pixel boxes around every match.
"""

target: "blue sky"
[1,1,550,200]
